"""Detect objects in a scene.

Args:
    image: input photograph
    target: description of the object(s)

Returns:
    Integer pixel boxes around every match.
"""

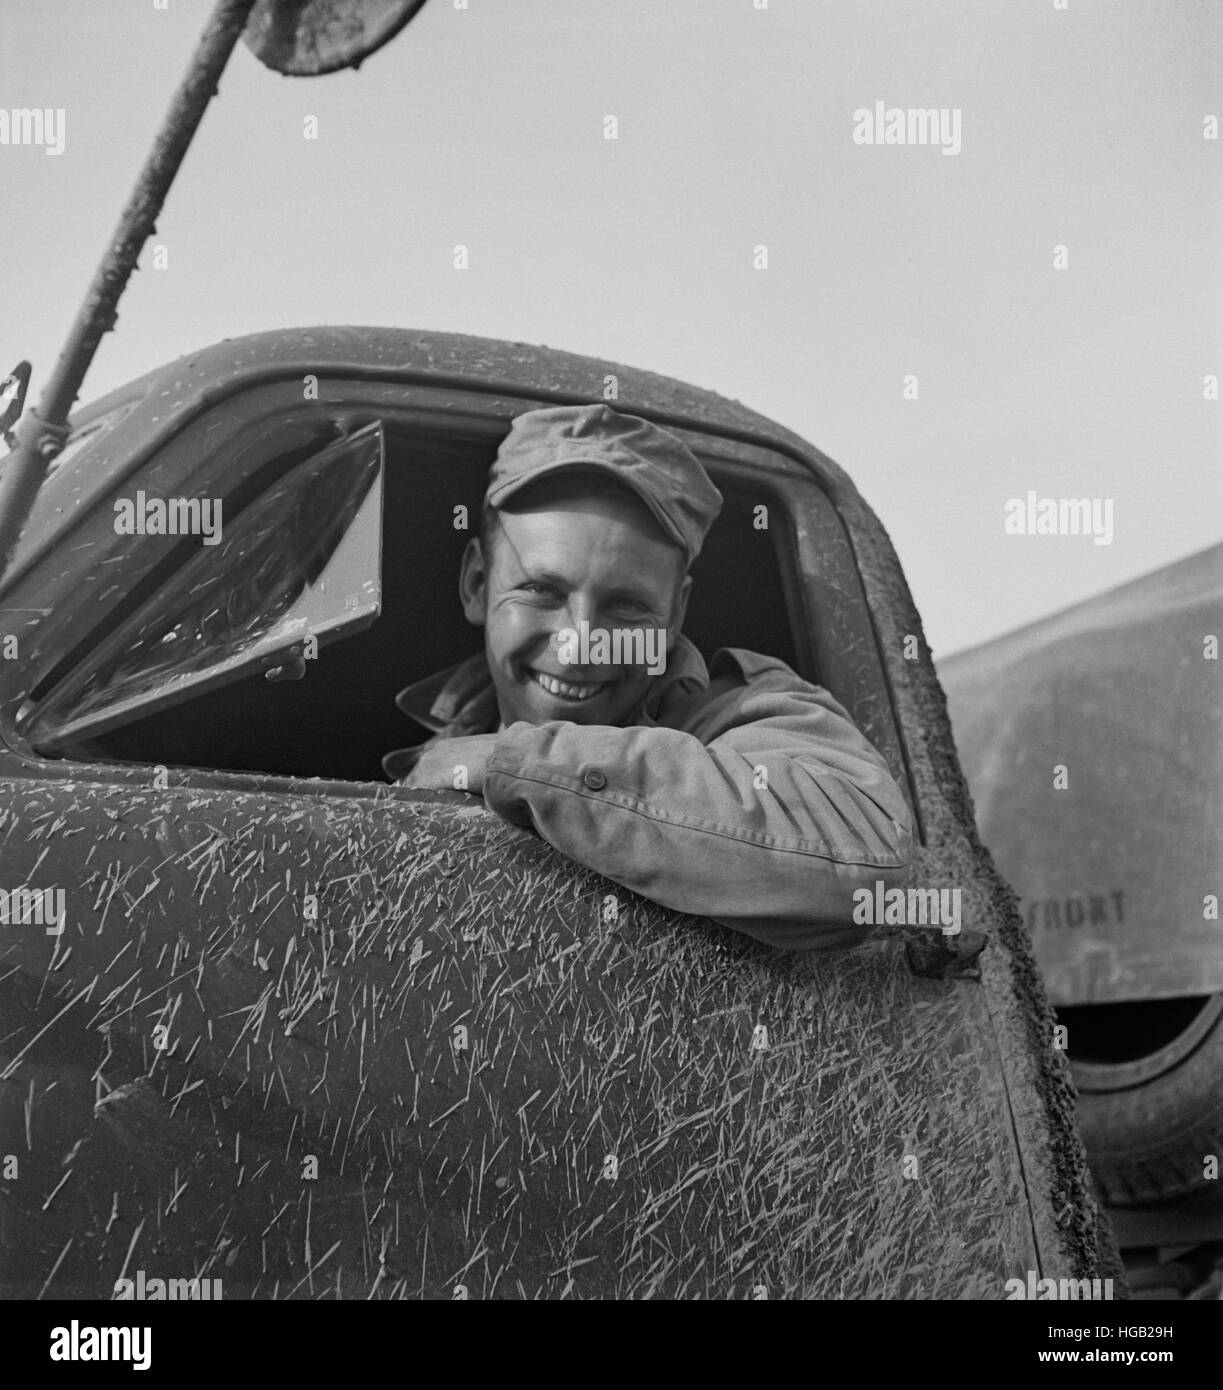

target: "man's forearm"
[482,720,912,950]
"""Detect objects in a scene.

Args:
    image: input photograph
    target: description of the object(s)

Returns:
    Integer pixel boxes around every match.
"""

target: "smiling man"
[383,404,912,951]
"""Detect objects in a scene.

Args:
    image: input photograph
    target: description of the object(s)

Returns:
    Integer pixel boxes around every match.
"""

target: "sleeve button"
[582,768,607,791]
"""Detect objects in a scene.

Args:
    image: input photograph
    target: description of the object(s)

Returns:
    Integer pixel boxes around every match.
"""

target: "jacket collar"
[394,634,711,736]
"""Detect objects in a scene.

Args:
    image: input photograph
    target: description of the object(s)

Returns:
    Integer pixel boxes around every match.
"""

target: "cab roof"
[5,325,854,587]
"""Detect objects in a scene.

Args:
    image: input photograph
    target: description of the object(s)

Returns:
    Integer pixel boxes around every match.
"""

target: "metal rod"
[0,0,259,582]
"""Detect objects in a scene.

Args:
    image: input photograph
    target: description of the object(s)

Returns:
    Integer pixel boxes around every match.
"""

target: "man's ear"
[666,572,692,648]
[458,537,488,626]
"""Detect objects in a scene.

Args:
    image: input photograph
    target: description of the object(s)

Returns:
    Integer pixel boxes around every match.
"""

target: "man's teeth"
[530,670,609,701]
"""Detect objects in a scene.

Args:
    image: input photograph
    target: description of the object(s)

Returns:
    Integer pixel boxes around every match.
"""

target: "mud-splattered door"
[1,777,1037,1299]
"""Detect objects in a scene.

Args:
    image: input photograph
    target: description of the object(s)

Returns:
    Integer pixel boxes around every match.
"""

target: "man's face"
[459,487,691,728]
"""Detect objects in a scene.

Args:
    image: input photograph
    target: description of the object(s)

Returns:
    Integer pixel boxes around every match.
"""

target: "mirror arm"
[0,0,259,586]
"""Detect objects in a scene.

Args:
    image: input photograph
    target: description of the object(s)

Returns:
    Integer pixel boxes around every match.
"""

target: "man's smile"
[527,667,615,702]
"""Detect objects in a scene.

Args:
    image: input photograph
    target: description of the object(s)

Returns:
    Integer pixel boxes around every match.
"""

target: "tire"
[1056,994,1223,1206]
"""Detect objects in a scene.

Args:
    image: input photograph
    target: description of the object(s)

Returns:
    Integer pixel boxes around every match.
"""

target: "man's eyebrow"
[601,585,659,605]
[510,567,570,587]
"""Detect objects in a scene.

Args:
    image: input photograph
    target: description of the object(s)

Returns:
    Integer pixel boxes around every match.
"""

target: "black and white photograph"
[0,0,1219,1349]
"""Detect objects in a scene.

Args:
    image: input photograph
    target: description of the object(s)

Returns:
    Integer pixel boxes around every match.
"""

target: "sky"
[1,0,1219,657]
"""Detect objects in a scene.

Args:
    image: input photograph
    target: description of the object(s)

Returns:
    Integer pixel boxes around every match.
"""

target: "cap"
[485,404,723,565]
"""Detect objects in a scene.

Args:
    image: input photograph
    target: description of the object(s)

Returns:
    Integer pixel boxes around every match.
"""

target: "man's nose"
[551,595,598,632]
[546,597,598,661]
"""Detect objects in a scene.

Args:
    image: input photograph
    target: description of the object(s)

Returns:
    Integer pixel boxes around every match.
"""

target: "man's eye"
[520,582,560,599]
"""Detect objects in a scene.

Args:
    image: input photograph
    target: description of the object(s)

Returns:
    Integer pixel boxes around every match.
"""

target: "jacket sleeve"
[481,655,913,951]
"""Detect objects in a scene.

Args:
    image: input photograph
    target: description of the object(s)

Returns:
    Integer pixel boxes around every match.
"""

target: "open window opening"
[30,420,799,783]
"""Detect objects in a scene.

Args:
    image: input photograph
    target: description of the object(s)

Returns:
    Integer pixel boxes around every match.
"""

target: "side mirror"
[244,0,431,76]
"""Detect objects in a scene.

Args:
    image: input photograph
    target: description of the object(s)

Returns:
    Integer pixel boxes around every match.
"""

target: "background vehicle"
[0,328,1120,1297]
[941,545,1223,1294]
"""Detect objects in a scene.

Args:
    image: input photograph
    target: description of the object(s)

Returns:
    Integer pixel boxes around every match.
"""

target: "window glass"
[24,422,383,752]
